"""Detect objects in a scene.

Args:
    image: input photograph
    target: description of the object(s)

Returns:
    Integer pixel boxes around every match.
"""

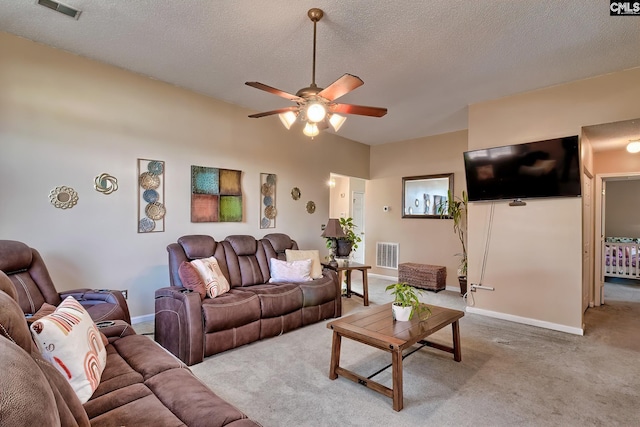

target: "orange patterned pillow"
[30,296,107,403]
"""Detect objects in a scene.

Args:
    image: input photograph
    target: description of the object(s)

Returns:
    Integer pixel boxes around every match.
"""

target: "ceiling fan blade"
[331,103,388,117]
[317,74,364,101]
[245,82,303,102]
[248,106,299,119]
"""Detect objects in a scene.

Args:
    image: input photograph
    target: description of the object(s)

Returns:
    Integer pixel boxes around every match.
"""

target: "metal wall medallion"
[50,186,79,209]
[94,173,118,195]
[291,187,301,200]
[306,200,316,214]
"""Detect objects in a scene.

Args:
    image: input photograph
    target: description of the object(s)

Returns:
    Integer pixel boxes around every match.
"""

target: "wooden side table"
[322,261,371,306]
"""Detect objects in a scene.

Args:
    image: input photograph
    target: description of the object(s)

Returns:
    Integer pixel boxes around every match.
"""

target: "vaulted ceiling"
[1,1,639,146]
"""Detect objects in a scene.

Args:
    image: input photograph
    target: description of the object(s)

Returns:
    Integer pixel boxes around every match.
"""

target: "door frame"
[594,172,640,306]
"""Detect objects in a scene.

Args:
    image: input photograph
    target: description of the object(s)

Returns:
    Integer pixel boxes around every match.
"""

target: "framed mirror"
[402,173,453,218]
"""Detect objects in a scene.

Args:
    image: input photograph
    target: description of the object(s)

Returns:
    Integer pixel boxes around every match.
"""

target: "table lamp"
[321,218,346,268]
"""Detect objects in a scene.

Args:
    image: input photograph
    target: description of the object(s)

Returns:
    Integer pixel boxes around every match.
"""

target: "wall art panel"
[138,159,165,233]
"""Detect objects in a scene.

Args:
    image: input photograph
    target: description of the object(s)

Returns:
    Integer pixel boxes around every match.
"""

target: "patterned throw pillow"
[178,261,207,299]
[285,249,323,279]
[269,258,313,283]
[30,296,107,404]
[190,256,231,298]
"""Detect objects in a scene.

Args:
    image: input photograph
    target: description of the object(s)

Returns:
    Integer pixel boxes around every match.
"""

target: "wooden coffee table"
[326,303,464,411]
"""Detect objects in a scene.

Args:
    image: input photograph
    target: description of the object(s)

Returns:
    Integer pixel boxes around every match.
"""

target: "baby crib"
[603,237,640,279]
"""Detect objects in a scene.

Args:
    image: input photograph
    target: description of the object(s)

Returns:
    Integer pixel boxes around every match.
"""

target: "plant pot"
[336,239,353,258]
[458,276,467,296]
[392,303,413,321]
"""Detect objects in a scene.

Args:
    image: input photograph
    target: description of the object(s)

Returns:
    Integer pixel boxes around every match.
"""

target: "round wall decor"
[291,187,301,200]
[49,186,79,209]
[94,173,118,195]
[306,201,316,214]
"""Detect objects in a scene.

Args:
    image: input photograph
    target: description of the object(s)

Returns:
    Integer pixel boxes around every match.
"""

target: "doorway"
[329,173,367,263]
[594,174,640,306]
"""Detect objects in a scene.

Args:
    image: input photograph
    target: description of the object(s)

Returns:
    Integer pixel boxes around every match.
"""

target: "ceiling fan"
[245,8,387,137]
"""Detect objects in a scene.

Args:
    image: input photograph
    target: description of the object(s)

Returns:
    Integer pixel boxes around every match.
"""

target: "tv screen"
[463,136,581,202]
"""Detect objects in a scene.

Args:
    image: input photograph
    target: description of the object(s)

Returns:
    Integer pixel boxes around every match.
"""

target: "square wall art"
[191,165,242,222]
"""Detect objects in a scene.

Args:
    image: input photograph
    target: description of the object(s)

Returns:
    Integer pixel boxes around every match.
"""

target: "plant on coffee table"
[385,282,431,321]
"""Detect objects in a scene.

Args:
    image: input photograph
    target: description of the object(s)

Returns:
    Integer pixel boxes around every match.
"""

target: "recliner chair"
[0,240,131,324]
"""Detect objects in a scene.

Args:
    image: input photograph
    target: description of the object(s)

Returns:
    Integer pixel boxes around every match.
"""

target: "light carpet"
[136,278,640,426]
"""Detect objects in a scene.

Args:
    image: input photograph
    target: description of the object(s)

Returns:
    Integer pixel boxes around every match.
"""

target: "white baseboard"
[368,272,398,281]
[131,313,154,324]
[369,274,462,294]
[466,306,584,336]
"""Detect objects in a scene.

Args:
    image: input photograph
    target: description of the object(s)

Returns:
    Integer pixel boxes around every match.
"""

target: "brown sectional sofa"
[0,239,131,324]
[0,270,260,427]
[156,233,340,365]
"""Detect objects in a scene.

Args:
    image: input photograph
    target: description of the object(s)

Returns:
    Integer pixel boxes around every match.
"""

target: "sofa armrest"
[95,319,136,343]
[59,288,131,324]
[154,286,204,366]
[322,267,341,317]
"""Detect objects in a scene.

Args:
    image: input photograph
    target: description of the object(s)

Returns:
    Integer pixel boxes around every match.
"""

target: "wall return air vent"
[37,0,81,19]
[376,242,399,269]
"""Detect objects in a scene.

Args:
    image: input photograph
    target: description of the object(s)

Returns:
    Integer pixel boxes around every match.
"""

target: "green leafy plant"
[385,282,431,320]
[440,190,468,277]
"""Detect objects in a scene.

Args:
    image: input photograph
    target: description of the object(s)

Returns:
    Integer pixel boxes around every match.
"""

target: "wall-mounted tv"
[463,135,581,202]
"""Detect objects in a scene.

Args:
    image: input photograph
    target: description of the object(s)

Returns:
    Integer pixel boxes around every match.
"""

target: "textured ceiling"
[1,0,639,146]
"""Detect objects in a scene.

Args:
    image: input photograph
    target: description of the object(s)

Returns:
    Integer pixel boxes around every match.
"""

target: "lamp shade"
[278,111,298,130]
[329,114,346,132]
[303,122,319,137]
[321,218,346,239]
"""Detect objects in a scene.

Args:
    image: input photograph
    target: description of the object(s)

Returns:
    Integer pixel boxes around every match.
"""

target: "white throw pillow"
[285,249,322,279]
[30,296,107,404]
[269,258,313,283]
[190,256,231,298]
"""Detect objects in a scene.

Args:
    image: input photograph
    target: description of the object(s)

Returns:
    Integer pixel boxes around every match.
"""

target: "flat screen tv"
[463,136,581,202]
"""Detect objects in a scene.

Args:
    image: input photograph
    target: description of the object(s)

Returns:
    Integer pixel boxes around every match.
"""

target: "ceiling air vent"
[37,0,81,19]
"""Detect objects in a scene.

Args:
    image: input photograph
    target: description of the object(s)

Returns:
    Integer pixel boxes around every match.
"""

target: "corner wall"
[0,32,370,318]
[467,67,640,333]
[368,130,468,286]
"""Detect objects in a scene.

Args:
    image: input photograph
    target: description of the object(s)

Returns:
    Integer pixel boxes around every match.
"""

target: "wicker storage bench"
[398,263,446,292]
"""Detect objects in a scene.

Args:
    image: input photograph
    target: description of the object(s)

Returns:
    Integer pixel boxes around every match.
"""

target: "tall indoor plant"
[441,190,468,295]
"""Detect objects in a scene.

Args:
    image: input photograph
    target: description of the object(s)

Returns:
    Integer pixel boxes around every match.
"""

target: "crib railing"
[602,242,640,279]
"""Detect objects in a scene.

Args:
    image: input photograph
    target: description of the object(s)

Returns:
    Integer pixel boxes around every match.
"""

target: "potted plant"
[385,282,431,321]
[440,190,468,295]
[323,217,363,258]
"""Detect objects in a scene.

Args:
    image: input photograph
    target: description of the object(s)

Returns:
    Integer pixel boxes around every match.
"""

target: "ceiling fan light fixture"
[306,102,326,123]
[329,114,347,132]
[278,111,298,130]
[303,122,320,137]
[627,140,640,153]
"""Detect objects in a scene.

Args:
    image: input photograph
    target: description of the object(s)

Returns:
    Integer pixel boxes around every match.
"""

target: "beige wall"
[604,180,640,238]
[0,32,370,318]
[329,175,350,219]
[368,131,468,286]
[467,67,640,332]
[594,148,640,175]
